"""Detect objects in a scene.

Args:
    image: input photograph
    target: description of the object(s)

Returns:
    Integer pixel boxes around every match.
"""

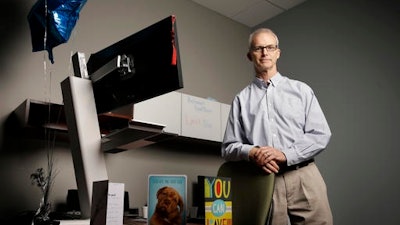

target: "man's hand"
[249,146,287,174]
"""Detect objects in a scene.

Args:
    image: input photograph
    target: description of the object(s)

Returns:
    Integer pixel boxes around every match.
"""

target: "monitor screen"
[86,15,183,114]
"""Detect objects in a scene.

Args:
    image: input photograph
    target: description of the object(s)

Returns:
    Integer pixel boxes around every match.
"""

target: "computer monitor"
[86,15,183,114]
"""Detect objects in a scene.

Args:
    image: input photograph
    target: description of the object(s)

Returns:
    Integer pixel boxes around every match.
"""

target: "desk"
[59,219,90,225]
[123,217,202,225]
[58,217,203,225]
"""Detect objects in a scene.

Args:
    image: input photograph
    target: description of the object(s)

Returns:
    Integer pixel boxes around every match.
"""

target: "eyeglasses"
[251,45,278,53]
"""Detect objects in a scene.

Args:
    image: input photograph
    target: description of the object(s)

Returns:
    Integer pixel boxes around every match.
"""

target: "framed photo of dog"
[148,174,187,225]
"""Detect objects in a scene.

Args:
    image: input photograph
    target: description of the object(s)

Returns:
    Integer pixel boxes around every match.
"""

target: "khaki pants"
[271,162,333,225]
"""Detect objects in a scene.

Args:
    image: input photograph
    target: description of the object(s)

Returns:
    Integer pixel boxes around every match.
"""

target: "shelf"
[12,99,173,152]
[100,119,175,153]
[14,99,68,131]
[12,96,227,153]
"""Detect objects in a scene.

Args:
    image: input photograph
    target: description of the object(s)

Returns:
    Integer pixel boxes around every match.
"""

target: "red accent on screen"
[171,16,177,66]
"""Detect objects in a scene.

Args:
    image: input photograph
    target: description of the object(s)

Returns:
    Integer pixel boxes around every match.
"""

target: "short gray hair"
[248,28,279,50]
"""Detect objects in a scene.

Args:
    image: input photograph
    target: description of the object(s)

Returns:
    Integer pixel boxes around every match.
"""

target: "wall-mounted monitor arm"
[89,54,135,83]
[61,76,108,219]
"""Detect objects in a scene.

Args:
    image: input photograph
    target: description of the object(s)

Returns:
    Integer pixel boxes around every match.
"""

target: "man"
[221,28,333,225]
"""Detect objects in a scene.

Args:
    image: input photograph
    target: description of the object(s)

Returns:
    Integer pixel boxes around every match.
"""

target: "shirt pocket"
[275,95,305,128]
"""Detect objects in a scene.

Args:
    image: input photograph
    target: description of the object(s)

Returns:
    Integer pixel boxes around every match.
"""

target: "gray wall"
[1,0,399,224]
[0,0,251,219]
[256,0,400,224]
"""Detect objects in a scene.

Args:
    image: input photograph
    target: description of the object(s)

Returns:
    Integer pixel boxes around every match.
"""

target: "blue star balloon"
[28,0,87,63]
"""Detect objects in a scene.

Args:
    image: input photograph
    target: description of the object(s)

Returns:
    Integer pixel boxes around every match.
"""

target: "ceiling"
[190,0,307,27]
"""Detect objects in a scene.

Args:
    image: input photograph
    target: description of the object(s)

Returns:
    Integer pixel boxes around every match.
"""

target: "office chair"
[218,160,275,225]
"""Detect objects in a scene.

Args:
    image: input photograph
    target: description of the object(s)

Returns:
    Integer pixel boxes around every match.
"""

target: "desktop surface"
[58,217,202,225]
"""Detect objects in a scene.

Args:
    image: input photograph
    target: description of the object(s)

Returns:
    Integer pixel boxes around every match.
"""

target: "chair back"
[217,160,275,225]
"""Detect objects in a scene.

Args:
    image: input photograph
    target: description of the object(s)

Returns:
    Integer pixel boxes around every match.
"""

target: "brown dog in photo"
[150,186,184,225]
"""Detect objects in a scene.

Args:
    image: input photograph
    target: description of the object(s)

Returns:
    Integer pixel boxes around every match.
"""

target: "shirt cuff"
[242,145,257,161]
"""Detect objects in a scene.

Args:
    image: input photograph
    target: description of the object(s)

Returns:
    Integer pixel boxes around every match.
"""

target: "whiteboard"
[133,91,182,135]
[181,94,221,142]
[220,103,231,141]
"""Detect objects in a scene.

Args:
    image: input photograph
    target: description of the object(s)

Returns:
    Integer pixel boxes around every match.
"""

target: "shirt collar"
[253,72,283,88]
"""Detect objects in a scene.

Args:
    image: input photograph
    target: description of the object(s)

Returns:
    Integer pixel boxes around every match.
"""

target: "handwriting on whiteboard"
[180,94,221,141]
[184,96,214,129]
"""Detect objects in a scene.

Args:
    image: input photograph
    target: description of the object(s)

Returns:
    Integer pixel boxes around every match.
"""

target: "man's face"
[247,32,281,74]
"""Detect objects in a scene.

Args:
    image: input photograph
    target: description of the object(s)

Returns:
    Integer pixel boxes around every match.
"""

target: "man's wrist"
[249,146,260,161]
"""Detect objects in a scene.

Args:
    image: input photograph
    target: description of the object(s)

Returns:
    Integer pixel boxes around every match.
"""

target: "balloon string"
[43,0,49,102]
[42,0,56,208]
[43,0,51,161]
[44,0,47,53]
[43,0,50,107]
[42,0,53,157]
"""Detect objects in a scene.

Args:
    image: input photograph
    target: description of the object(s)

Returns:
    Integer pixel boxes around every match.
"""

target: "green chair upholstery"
[217,160,275,225]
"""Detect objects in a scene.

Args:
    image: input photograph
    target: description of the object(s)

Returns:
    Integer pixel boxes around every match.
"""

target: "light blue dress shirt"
[221,73,331,166]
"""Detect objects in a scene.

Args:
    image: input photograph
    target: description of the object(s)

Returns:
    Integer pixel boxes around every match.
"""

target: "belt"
[278,159,314,174]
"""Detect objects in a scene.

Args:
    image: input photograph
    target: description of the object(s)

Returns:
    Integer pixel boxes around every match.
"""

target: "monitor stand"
[61,76,108,219]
